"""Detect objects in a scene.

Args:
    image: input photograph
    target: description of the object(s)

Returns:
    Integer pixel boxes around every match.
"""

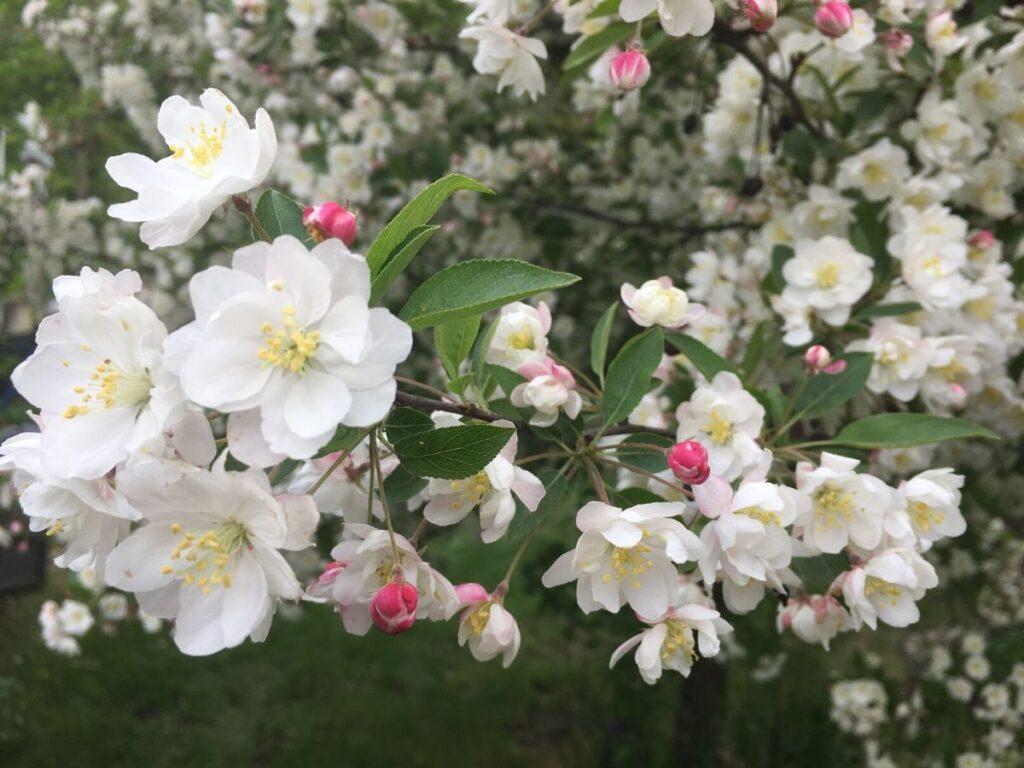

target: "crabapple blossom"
[541,501,704,617]
[0,429,139,581]
[486,301,551,369]
[104,460,318,655]
[777,595,850,650]
[10,268,182,480]
[423,418,544,542]
[675,371,765,481]
[285,440,397,523]
[898,468,966,544]
[309,524,459,636]
[106,88,276,248]
[780,237,873,328]
[510,357,583,427]
[837,548,938,629]
[847,319,933,402]
[621,277,703,329]
[172,235,412,462]
[741,0,777,32]
[835,138,911,202]
[619,0,716,38]
[459,23,548,101]
[804,345,846,374]
[455,583,521,667]
[609,586,732,684]
[794,452,892,554]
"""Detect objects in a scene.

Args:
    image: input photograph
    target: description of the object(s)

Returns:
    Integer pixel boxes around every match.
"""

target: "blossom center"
[259,306,320,374]
[813,482,855,529]
[168,121,227,177]
[705,408,734,445]
[736,506,782,526]
[909,500,945,532]
[448,471,491,510]
[467,602,492,635]
[864,576,901,605]
[506,329,535,351]
[63,358,152,419]
[605,541,654,588]
[161,521,250,593]
[661,619,696,661]
[814,262,840,289]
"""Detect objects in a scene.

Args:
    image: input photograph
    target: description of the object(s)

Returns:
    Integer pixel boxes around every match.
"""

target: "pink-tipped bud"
[667,440,710,485]
[880,28,912,55]
[948,383,968,410]
[370,580,418,635]
[742,0,778,32]
[302,201,358,246]
[968,230,997,250]
[608,50,651,92]
[804,344,832,371]
[815,1,854,38]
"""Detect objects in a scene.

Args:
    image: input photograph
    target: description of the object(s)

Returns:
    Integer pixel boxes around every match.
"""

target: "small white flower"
[777,594,849,650]
[619,0,715,37]
[794,452,892,554]
[840,548,938,629]
[460,24,548,101]
[105,461,318,655]
[609,589,731,684]
[675,371,765,482]
[172,236,411,462]
[781,236,873,327]
[58,599,95,637]
[310,524,460,635]
[621,276,704,329]
[98,592,129,621]
[847,319,934,402]
[898,468,966,544]
[510,357,582,427]
[836,138,911,201]
[486,301,552,369]
[423,419,545,542]
[455,584,521,667]
[106,88,276,248]
[542,501,704,617]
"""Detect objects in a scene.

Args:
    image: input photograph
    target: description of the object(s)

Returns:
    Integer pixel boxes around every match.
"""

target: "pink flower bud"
[302,201,358,246]
[742,0,778,32]
[804,344,832,371]
[667,440,710,485]
[948,383,968,410]
[815,1,854,38]
[370,580,418,635]
[880,28,912,55]
[608,50,651,92]
[968,230,997,250]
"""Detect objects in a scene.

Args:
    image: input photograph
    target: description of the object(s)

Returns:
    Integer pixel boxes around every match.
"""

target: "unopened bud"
[667,440,710,485]
[815,1,854,38]
[608,49,651,92]
[804,344,845,374]
[370,580,418,635]
[947,383,968,410]
[968,230,997,250]
[880,28,912,55]
[302,201,358,246]
[742,0,778,32]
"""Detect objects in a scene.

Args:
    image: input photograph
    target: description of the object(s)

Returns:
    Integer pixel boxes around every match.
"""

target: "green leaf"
[366,174,492,276]
[826,414,998,449]
[369,224,439,303]
[665,332,739,381]
[253,190,312,245]
[752,385,787,429]
[313,426,364,458]
[590,301,618,383]
[435,314,481,380]
[854,302,922,319]
[472,318,498,396]
[486,364,526,397]
[763,245,794,294]
[395,425,514,479]
[614,433,672,474]
[792,352,873,420]
[790,553,848,594]
[384,465,428,504]
[586,0,619,18]
[563,22,634,72]
[398,259,581,330]
[602,328,664,427]
[384,407,434,446]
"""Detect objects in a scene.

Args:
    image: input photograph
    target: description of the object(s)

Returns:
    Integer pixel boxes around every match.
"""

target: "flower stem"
[231,194,272,242]
[370,430,402,568]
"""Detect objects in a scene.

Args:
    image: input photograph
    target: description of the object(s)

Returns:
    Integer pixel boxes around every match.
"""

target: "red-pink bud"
[968,230,997,250]
[608,50,651,92]
[815,1,854,38]
[880,28,912,55]
[302,201,358,246]
[667,440,710,485]
[742,0,778,32]
[804,344,832,371]
[370,580,418,635]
